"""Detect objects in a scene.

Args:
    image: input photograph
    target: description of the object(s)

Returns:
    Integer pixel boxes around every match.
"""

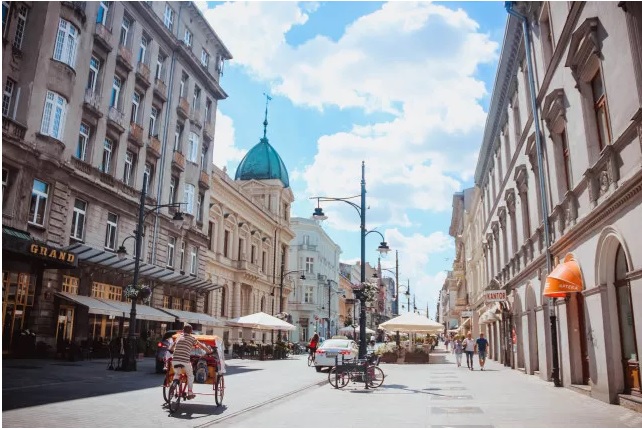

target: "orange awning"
[544,256,583,298]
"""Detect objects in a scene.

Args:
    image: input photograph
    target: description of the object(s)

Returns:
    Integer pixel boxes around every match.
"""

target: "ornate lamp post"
[115,173,187,372]
[311,161,390,358]
[277,266,305,341]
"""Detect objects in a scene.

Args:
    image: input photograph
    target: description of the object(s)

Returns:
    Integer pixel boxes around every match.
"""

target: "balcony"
[93,23,112,51]
[2,116,26,141]
[70,156,92,175]
[298,243,317,251]
[116,45,133,72]
[135,62,151,88]
[177,97,189,119]
[190,109,202,128]
[198,171,210,189]
[153,79,167,102]
[128,123,144,147]
[147,135,161,159]
[203,120,215,142]
[172,151,185,171]
[99,171,116,187]
[83,89,102,118]
[107,106,125,134]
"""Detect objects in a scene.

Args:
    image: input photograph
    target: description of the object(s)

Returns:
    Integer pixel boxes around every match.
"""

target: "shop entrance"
[2,271,36,352]
[55,305,75,343]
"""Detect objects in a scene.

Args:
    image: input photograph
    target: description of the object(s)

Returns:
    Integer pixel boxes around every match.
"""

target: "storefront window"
[172,297,181,310]
[2,271,35,349]
[92,282,121,300]
[62,275,79,295]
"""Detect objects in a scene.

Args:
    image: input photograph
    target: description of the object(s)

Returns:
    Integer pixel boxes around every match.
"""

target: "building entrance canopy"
[64,243,222,293]
[159,308,225,326]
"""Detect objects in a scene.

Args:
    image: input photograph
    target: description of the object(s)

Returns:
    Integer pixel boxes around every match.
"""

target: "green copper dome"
[234,137,290,188]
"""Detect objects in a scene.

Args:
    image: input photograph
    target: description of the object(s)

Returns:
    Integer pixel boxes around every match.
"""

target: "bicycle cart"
[162,334,226,413]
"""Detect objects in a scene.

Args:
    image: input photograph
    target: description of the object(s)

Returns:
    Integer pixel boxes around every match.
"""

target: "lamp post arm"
[365,229,385,242]
[143,202,185,219]
[309,196,362,219]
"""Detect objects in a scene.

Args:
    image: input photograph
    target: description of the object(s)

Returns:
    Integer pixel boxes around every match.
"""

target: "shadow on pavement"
[162,403,228,420]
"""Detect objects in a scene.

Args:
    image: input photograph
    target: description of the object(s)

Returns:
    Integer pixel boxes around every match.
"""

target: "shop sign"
[30,244,76,265]
[461,310,473,317]
[484,290,507,302]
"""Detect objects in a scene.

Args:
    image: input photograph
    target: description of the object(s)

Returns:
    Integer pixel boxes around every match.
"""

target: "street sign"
[485,290,507,302]
[461,310,473,318]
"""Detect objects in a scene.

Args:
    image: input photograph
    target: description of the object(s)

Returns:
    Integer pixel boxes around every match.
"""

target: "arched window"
[260,296,265,312]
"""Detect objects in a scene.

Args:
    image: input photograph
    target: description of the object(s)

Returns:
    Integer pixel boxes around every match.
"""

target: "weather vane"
[263,92,272,139]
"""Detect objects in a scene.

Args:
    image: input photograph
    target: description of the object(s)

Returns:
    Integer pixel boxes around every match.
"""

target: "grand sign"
[484,290,507,302]
[30,244,76,265]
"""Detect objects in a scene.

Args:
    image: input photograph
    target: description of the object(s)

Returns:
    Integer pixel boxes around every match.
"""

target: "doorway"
[2,272,35,352]
[614,244,640,395]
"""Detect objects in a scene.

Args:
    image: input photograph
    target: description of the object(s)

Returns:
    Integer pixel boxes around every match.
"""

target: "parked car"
[314,338,359,372]
[155,330,179,373]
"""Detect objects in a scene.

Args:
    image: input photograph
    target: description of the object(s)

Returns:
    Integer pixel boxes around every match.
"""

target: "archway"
[567,291,590,385]
[512,292,525,369]
[526,282,539,372]
[614,244,639,394]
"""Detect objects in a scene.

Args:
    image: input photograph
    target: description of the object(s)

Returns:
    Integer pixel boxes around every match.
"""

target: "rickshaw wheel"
[215,375,225,406]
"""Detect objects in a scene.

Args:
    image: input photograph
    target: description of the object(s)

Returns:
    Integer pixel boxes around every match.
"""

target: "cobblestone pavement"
[218,347,642,428]
[2,353,325,428]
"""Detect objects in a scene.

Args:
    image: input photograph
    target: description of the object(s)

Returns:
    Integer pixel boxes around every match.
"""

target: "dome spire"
[262,92,272,139]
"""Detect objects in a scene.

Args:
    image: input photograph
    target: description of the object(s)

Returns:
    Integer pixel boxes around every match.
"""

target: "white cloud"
[212,109,247,172]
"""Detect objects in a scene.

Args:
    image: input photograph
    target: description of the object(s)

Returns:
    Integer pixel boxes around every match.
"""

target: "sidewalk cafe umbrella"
[378,313,444,334]
[338,326,375,335]
[226,312,296,331]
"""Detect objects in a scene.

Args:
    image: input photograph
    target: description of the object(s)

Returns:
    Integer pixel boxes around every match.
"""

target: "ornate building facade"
[2,1,232,352]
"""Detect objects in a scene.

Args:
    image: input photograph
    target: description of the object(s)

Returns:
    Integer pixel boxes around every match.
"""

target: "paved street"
[3,348,642,428]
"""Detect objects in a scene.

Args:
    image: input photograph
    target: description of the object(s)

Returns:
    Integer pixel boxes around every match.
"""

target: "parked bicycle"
[328,353,384,389]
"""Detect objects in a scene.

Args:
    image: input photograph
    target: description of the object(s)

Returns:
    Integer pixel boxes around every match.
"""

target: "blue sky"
[198,1,508,317]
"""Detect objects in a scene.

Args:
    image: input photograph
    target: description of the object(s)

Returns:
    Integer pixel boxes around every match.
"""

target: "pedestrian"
[476,332,490,371]
[462,331,476,370]
[453,336,463,367]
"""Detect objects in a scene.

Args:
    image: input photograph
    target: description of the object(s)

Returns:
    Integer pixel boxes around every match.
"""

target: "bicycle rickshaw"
[162,333,226,413]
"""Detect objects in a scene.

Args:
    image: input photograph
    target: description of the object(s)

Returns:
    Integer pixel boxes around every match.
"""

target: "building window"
[53,19,78,68]
[2,168,9,207]
[2,2,10,39]
[62,275,79,295]
[539,2,554,68]
[183,29,192,47]
[144,163,153,192]
[105,212,118,250]
[204,98,212,123]
[208,222,214,251]
[196,193,204,222]
[149,106,158,137]
[131,92,141,124]
[155,53,166,81]
[40,91,67,140]
[251,245,256,264]
[591,69,611,151]
[12,5,27,50]
[262,251,267,273]
[512,93,521,143]
[76,123,90,161]
[561,130,573,192]
[184,183,195,215]
[172,297,181,310]
[70,199,87,241]
[201,144,208,171]
[305,257,314,274]
[2,78,14,117]
[87,56,101,92]
[192,86,201,111]
[179,73,188,98]
[119,15,131,47]
[201,49,209,68]
[97,1,110,25]
[304,286,314,304]
[174,124,182,151]
[220,288,226,316]
[29,179,49,226]
[169,176,177,204]
[179,241,185,271]
[190,246,197,275]
[187,132,199,162]
[167,236,176,268]
[110,76,122,108]
[224,230,230,258]
[123,151,135,185]
[101,138,114,173]
[163,4,174,31]
[138,34,148,63]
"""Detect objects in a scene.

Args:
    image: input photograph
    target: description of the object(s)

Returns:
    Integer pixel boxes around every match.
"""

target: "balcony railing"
[136,62,151,87]
[172,151,185,171]
[128,123,144,146]
[83,88,102,117]
[117,45,133,71]
[199,171,210,189]
[177,97,189,118]
[107,106,125,133]
[190,109,202,128]
[203,120,215,141]
[2,116,26,140]
[94,23,112,51]
[154,79,167,101]
[147,136,161,158]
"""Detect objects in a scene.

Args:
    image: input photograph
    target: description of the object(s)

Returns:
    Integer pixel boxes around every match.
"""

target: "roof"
[234,137,290,187]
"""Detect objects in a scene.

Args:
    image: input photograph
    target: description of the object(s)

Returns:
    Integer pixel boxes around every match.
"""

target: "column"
[232,281,241,318]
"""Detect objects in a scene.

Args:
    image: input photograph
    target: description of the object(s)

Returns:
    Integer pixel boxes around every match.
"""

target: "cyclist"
[169,324,212,400]
[308,332,320,359]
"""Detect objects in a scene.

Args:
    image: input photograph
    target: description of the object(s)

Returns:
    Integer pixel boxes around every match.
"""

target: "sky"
[196,1,508,318]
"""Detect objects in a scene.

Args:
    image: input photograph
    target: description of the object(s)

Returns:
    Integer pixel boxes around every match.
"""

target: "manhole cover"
[4,365,43,370]
[431,407,483,414]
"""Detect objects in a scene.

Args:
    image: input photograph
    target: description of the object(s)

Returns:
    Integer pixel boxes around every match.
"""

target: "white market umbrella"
[378,313,444,334]
[226,312,296,331]
[338,326,375,335]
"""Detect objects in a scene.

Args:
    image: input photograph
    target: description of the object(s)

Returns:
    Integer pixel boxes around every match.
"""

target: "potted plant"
[376,343,400,363]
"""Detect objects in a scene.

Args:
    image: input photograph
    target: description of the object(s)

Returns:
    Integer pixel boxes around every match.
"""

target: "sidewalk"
[221,346,642,428]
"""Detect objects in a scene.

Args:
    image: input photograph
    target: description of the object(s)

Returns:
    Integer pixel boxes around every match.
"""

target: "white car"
[314,339,359,372]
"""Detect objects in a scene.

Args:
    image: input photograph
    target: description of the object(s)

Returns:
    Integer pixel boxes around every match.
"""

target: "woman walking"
[453,336,463,367]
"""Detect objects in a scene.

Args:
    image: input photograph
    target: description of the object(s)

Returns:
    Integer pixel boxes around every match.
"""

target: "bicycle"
[328,354,385,389]
[163,358,225,413]
[307,349,315,367]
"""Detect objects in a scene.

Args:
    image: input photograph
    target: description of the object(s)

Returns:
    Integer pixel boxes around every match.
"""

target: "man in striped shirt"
[170,324,212,399]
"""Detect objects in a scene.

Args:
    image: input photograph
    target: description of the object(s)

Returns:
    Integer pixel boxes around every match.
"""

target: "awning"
[544,255,583,298]
[95,299,176,323]
[55,292,122,317]
[64,243,223,293]
[159,308,225,326]
[3,227,78,269]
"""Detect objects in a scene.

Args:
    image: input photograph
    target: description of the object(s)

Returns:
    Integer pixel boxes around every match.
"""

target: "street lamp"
[310,161,391,359]
[277,265,305,341]
[116,173,187,371]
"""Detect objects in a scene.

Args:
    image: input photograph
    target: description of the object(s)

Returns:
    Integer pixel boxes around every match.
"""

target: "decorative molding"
[583,284,607,298]
[565,17,601,84]
[542,88,567,135]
